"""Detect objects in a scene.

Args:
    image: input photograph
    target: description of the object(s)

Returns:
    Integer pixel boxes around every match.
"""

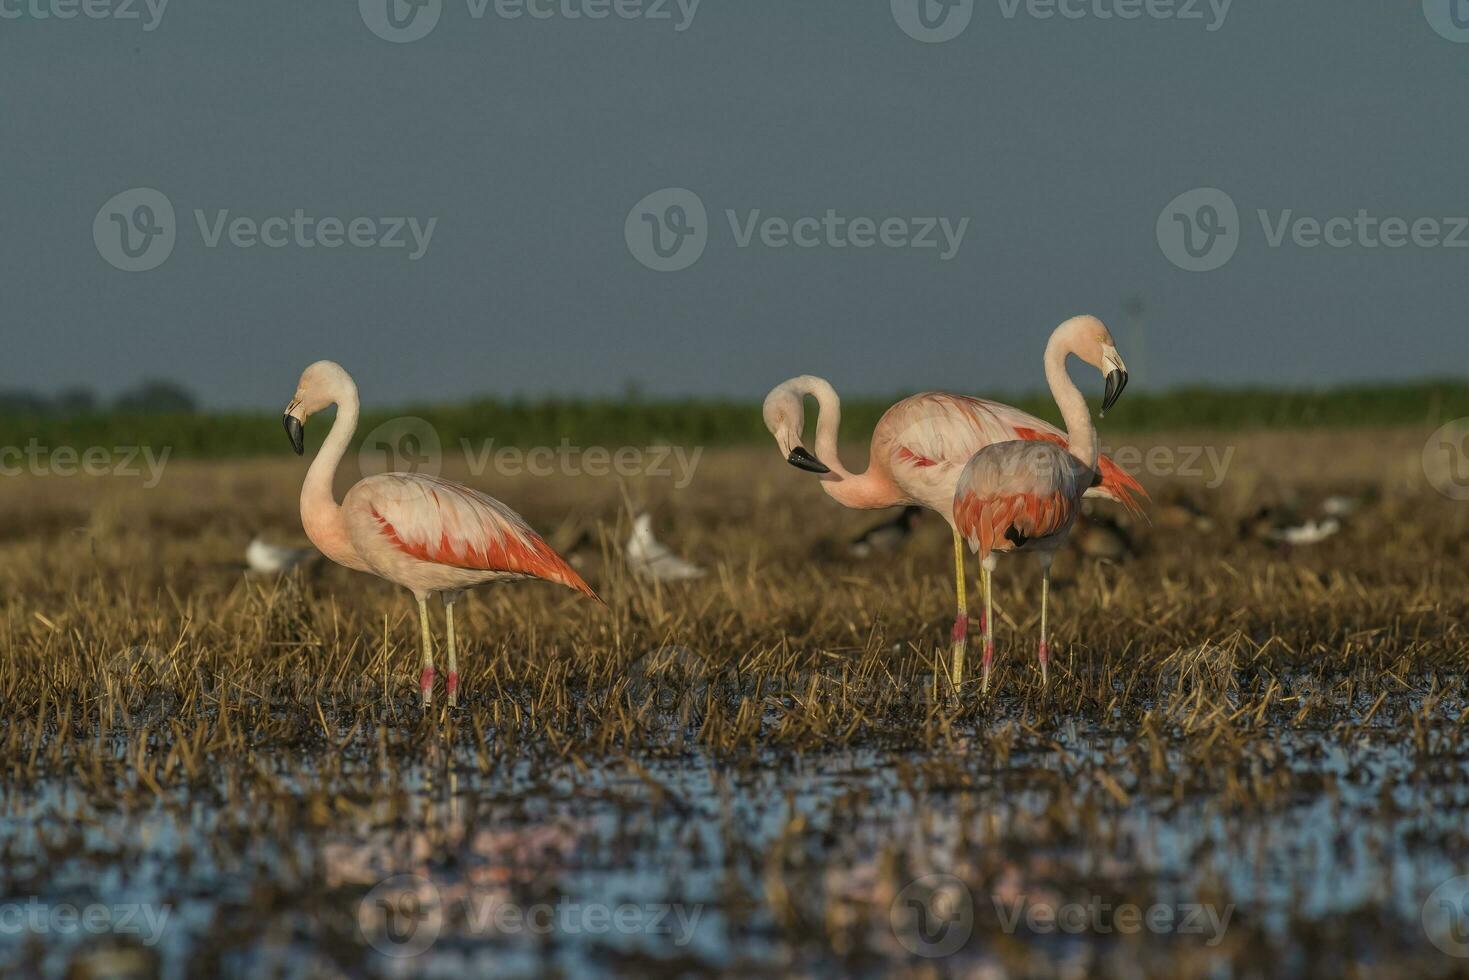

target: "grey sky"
[2,1,1466,408]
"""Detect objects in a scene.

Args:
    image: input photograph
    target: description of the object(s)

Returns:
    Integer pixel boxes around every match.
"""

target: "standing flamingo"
[761,315,1144,690]
[282,360,600,707]
[953,316,1128,693]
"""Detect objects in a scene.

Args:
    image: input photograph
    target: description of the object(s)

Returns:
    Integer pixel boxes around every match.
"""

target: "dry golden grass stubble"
[2,432,1469,975]
[0,432,1463,751]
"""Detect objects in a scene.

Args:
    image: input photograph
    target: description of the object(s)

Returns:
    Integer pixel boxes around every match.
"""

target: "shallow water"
[4,701,1469,979]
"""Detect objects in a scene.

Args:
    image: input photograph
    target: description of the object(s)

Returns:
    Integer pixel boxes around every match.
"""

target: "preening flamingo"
[762,316,1145,690]
[953,315,1130,693]
[282,361,600,707]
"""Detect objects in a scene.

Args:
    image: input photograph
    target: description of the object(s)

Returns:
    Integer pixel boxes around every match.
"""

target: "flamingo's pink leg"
[417,596,434,708]
[981,556,997,695]
[950,528,967,691]
[444,597,460,708]
[1037,553,1053,688]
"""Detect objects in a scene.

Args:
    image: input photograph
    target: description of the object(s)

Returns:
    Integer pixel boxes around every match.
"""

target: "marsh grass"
[2,431,1469,977]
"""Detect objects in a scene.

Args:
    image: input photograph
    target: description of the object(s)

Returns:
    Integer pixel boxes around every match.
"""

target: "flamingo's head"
[283,360,354,456]
[762,379,829,474]
[1062,316,1129,415]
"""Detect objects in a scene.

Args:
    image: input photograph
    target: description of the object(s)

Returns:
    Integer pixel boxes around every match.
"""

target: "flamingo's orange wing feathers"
[1012,425,1150,519]
[955,488,1077,556]
[363,475,600,602]
[953,441,1081,557]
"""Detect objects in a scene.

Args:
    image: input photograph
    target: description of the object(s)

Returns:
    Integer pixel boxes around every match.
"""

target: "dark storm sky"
[2,1,1466,408]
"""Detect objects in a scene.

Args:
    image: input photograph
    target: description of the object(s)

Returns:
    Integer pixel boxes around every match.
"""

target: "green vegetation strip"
[1,381,1465,459]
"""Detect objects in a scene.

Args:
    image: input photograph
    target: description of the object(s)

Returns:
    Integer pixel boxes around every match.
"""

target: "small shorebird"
[282,360,600,707]
[625,513,707,582]
[245,535,318,575]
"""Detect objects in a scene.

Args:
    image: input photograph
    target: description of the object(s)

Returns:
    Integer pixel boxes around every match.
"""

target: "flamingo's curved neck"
[301,385,359,533]
[1044,334,1097,473]
[799,379,893,509]
[805,381,849,478]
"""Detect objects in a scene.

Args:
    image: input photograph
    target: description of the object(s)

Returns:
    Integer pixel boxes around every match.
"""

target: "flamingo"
[281,360,600,707]
[761,315,1145,690]
[953,315,1130,693]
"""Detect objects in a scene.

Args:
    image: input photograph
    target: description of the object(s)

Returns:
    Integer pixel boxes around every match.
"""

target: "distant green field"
[2,381,1466,459]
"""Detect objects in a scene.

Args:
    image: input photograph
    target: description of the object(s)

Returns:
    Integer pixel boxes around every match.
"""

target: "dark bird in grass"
[1072,512,1136,562]
[848,506,924,558]
[1156,492,1215,533]
[1239,505,1341,548]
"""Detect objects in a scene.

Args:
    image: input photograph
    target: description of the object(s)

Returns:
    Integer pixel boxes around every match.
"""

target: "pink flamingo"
[762,315,1143,690]
[954,316,1127,693]
[282,361,600,707]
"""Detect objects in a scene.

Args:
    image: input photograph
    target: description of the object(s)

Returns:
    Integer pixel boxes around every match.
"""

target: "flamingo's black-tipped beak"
[787,446,830,474]
[283,414,305,456]
[1102,369,1128,415]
